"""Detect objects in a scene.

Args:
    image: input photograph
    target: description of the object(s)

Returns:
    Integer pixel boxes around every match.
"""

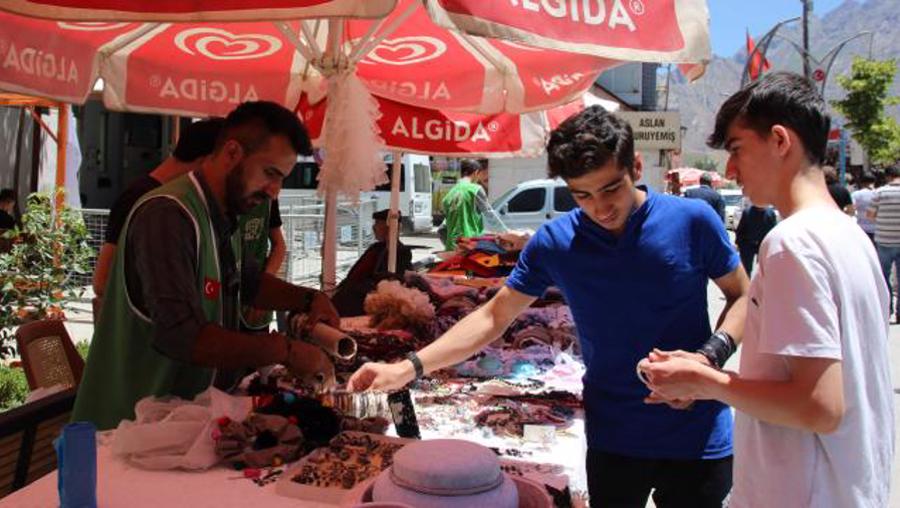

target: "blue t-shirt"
[506,188,739,460]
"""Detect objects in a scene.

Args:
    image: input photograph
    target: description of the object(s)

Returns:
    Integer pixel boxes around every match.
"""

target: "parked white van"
[360,153,433,233]
[281,153,433,233]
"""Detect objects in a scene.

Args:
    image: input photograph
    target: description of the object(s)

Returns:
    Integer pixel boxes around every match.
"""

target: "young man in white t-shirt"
[638,72,894,507]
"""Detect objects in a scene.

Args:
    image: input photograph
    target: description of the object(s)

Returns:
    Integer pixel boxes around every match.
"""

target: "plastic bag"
[110,387,252,470]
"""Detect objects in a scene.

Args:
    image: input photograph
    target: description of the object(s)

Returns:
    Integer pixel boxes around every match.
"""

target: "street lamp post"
[802,0,812,78]
[741,17,800,88]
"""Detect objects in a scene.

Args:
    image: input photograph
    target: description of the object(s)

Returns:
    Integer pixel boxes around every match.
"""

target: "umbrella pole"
[320,18,344,294]
[387,151,402,273]
[55,103,68,211]
[321,188,338,293]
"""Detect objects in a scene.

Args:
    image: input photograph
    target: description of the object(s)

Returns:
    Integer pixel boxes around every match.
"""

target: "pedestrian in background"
[735,202,777,277]
[825,165,854,216]
[851,171,877,243]
[869,164,900,322]
[684,172,726,223]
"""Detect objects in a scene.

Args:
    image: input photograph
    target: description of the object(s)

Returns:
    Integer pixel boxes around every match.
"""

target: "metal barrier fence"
[74,208,110,288]
[74,198,377,290]
[278,198,377,288]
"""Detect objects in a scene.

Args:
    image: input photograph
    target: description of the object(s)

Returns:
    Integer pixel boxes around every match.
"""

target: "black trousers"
[586,450,732,508]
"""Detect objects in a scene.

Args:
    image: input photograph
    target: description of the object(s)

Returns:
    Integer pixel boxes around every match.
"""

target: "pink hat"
[344,439,552,508]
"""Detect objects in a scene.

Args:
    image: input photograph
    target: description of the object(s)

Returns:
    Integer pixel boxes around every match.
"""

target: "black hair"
[547,105,635,179]
[700,173,713,186]
[860,171,876,185]
[886,165,900,180]
[0,189,15,203]
[215,101,312,156]
[459,158,483,177]
[709,72,830,165]
[822,165,838,185]
[372,209,400,221]
[172,117,225,162]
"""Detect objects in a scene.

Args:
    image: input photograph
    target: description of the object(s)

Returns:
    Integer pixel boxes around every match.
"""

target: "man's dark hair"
[0,189,15,204]
[372,209,400,221]
[860,171,876,185]
[216,101,312,156]
[700,172,714,187]
[708,72,830,165]
[459,158,483,177]
[547,105,635,179]
[822,165,838,185]
[886,165,900,180]
[173,117,225,162]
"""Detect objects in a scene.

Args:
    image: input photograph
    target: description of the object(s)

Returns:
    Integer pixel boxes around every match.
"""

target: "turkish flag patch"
[203,277,221,300]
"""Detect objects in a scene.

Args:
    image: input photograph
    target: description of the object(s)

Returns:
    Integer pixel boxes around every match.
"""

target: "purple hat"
[343,439,552,508]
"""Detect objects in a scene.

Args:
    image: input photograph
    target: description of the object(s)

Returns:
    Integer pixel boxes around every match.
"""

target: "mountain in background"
[667,0,900,159]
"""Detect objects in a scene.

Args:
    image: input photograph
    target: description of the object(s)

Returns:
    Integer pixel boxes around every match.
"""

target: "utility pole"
[802,0,812,78]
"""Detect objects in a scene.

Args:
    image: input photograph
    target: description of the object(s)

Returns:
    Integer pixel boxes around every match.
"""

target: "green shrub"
[0,364,28,411]
[75,341,90,360]
[0,190,92,359]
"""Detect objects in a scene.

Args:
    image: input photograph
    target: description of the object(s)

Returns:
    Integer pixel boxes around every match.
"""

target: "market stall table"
[0,434,334,508]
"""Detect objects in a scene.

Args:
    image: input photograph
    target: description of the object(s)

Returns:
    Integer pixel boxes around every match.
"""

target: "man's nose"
[264,180,282,199]
[725,157,738,181]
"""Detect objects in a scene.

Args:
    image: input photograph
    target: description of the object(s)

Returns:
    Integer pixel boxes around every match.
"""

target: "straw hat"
[344,439,552,508]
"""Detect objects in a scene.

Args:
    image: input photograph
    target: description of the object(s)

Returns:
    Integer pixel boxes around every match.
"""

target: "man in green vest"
[73,101,340,430]
[441,159,506,250]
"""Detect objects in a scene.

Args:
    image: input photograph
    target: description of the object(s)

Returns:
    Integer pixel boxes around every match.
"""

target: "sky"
[708,0,845,56]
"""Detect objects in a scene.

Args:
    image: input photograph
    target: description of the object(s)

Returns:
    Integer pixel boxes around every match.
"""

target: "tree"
[832,57,900,166]
[693,156,719,173]
[0,190,92,359]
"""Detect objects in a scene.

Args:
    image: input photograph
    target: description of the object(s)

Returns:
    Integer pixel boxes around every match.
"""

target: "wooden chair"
[0,388,76,498]
[15,320,84,391]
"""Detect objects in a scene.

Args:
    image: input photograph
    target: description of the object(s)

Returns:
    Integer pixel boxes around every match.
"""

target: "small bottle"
[55,421,97,508]
[387,389,421,439]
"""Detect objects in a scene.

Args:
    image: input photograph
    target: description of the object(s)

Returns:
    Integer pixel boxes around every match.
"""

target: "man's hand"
[307,291,340,329]
[637,349,714,409]
[638,349,721,403]
[288,292,340,337]
[285,340,335,393]
[244,306,269,325]
[347,361,415,393]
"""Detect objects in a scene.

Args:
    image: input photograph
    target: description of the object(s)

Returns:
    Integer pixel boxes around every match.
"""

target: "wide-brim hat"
[343,439,552,508]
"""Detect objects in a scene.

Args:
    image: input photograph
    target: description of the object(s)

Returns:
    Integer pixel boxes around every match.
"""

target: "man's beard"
[225,163,267,214]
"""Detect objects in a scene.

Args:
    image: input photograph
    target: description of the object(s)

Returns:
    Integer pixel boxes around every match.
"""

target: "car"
[721,189,745,230]
[491,178,576,232]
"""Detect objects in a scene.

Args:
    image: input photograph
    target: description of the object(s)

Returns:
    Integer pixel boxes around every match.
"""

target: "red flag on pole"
[746,29,772,81]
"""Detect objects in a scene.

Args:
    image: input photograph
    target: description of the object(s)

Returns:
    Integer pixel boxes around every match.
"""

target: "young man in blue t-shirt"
[349,106,750,507]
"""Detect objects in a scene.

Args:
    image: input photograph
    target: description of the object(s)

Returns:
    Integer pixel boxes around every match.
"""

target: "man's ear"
[631,152,644,182]
[770,125,793,158]
[222,139,244,167]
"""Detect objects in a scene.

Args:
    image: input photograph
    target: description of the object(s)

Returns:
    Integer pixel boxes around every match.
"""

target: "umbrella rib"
[301,20,324,61]
[348,16,390,63]
[274,22,317,65]
[348,1,417,66]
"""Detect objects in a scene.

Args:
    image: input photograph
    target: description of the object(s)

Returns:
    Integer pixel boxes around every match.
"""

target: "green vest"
[72,173,240,430]
[441,179,484,250]
[238,200,273,330]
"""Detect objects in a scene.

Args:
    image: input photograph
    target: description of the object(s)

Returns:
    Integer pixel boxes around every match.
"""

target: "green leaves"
[0,189,93,359]
[832,57,900,166]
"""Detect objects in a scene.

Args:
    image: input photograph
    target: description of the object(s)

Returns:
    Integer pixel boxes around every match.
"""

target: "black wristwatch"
[406,352,425,380]
[697,330,736,369]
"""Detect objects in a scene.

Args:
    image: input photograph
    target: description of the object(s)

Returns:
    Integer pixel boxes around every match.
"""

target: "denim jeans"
[877,243,900,314]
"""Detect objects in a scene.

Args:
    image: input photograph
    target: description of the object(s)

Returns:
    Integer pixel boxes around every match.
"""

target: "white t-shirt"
[730,207,894,508]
